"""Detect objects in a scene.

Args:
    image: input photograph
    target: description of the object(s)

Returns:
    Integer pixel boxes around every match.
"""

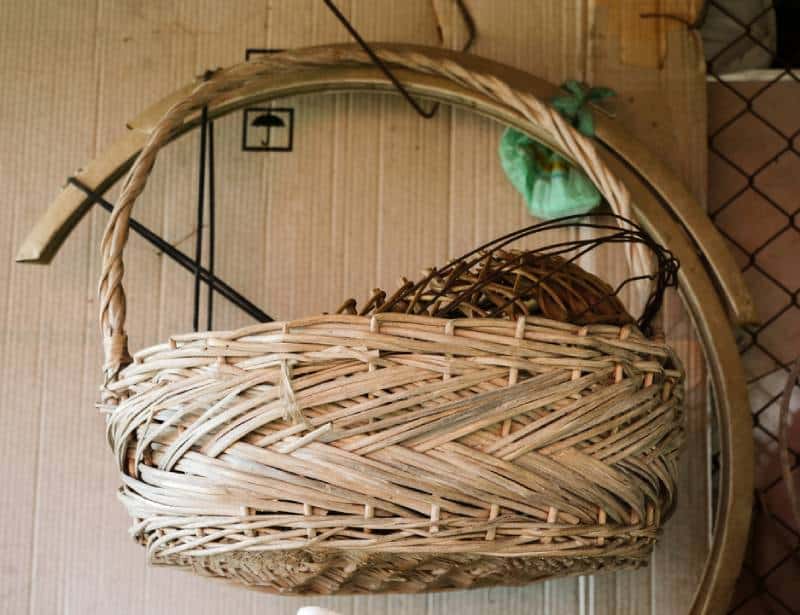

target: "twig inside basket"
[339,213,678,335]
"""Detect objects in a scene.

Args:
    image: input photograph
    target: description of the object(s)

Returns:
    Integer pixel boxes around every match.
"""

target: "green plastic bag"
[499,81,615,220]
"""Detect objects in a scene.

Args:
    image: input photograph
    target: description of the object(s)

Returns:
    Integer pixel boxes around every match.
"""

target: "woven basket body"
[96,47,685,595]
[110,314,683,594]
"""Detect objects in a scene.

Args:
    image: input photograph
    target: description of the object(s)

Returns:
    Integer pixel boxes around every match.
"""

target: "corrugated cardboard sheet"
[0,1,709,613]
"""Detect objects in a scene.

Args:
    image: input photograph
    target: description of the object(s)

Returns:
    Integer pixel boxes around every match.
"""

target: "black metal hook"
[322,0,477,119]
[453,0,477,53]
[67,176,271,323]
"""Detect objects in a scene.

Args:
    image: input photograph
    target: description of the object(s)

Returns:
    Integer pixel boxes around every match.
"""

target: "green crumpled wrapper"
[499,80,615,220]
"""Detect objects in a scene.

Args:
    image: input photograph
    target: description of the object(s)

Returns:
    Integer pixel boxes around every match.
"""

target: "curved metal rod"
[14,43,753,614]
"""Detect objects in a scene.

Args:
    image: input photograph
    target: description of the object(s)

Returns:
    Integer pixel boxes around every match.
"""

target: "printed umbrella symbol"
[251,111,285,146]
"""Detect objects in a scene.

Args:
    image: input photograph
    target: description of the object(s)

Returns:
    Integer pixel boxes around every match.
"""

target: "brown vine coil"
[339,250,635,325]
[338,215,677,335]
[98,48,685,596]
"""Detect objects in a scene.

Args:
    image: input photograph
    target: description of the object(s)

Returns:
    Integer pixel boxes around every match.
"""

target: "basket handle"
[99,46,645,385]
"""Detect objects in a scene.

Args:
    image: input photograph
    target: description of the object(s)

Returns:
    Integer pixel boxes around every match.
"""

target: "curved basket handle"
[99,46,647,384]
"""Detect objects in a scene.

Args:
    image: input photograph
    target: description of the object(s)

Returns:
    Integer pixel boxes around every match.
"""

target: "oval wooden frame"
[16,44,753,614]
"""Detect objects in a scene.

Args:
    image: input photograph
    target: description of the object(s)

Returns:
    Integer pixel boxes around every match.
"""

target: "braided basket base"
[108,315,683,595]
[169,549,648,595]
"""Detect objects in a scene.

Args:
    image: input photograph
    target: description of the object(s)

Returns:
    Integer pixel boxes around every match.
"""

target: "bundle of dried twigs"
[338,250,635,326]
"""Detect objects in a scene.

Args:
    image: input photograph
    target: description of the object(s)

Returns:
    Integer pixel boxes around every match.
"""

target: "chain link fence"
[703,0,799,612]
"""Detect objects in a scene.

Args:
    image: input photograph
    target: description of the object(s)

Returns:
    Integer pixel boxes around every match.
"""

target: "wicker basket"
[98,48,685,595]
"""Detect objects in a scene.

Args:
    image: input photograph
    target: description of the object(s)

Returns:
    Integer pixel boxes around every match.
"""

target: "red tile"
[708,80,748,135]
[756,228,800,291]
[752,82,800,141]
[711,111,787,175]
[714,190,789,253]
[757,307,800,365]
[764,553,800,613]
[743,267,793,324]
[709,150,748,214]
[764,469,800,533]
[754,151,800,213]
[748,507,798,576]
[742,345,782,380]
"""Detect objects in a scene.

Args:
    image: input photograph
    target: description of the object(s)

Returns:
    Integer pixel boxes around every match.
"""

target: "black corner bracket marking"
[242,107,295,152]
[243,48,296,153]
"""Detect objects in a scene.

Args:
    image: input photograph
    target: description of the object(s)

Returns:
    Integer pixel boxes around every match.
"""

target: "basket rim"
[117,313,680,370]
